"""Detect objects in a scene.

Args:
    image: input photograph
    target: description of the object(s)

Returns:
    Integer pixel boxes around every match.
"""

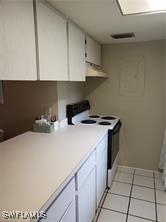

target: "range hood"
[86,62,109,78]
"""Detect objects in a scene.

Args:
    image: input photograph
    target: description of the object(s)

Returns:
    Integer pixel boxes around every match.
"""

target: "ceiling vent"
[111,32,135,39]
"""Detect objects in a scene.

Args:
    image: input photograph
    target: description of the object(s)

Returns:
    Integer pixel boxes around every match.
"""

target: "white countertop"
[0,125,107,219]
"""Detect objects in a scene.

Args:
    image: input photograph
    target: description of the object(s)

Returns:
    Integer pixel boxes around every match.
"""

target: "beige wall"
[85,40,165,170]
[57,81,85,120]
[165,42,166,125]
[164,16,166,125]
[0,81,85,140]
[0,81,58,140]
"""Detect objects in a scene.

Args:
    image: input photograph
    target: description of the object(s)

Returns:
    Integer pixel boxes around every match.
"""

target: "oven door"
[108,121,122,169]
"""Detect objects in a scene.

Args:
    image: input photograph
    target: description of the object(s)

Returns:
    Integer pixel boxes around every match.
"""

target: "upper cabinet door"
[68,23,85,81]
[35,0,68,81]
[0,0,37,80]
[86,36,101,66]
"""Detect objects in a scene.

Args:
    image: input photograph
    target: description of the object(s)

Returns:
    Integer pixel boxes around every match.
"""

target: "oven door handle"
[112,121,122,134]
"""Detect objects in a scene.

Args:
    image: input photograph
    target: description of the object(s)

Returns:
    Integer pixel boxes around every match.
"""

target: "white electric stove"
[66,100,122,187]
[70,110,120,130]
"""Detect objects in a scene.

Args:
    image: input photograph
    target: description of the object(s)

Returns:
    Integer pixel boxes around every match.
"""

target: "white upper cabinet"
[0,0,37,80]
[68,23,85,81]
[35,0,68,81]
[86,36,101,66]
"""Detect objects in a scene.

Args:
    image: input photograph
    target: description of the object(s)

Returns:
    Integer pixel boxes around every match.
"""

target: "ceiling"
[48,0,166,44]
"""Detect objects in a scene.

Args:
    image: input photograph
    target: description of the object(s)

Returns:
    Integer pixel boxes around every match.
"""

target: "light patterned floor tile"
[114,172,133,184]
[129,198,156,221]
[109,181,131,197]
[157,204,166,222]
[155,178,164,191]
[127,215,154,222]
[117,166,134,174]
[134,175,154,188]
[94,167,161,222]
[103,193,129,213]
[97,209,126,222]
[131,185,155,202]
[156,190,166,205]
[135,169,153,178]
[154,171,162,180]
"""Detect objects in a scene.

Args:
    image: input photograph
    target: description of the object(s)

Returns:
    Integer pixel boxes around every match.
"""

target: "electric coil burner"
[89,115,100,118]
[98,121,111,126]
[102,116,116,120]
[81,119,96,124]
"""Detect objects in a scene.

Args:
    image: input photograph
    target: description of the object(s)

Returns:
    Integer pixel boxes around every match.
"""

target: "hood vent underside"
[86,63,108,78]
[111,32,135,39]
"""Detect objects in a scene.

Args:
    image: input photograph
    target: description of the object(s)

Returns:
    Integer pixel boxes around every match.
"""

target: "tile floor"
[94,166,166,222]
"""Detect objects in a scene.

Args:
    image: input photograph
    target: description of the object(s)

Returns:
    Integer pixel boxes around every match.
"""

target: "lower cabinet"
[96,135,108,207]
[77,167,96,222]
[41,136,107,222]
[40,178,76,222]
[59,200,76,222]
[77,150,96,222]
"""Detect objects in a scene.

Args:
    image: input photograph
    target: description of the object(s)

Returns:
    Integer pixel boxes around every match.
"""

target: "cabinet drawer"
[41,178,75,222]
[96,135,107,162]
[77,151,96,189]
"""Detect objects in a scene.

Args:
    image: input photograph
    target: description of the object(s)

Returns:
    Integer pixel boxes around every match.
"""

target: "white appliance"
[86,63,108,78]
[66,100,122,187]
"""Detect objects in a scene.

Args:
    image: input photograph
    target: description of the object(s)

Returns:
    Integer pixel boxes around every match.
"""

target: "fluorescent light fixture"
[117,0,166,15]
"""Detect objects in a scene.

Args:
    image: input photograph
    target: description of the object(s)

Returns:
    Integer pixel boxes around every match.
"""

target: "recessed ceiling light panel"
[117,0,166,15]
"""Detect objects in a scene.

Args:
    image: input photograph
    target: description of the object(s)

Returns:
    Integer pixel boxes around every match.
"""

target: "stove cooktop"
[89,115,100,118]
[89,115,116,120]
[80,114,119,128]
[71,110,119,130]
[102,116,116,120]
[98,121,111,126]
[81,119,97,124]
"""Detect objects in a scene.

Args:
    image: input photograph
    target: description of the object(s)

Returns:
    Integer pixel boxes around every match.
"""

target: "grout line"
[133,184,154,190]
[96,168,161,222]
[100,207,157,222]
[130,197,155,204]
[153,172,158,222]
[108,191,156,204]
[132,183,154,189]
[117,171,134,176]
[108,191,130,198]
[113,180,133,185]
[129,213,157,222]
[157,202,166,206]
[99,189,108,208]
[113,179,156,190]
[95,188,109,222]
[101,207,127,215]
[126,169,135,222]
[134,174,154,179]
[117,170,155,179]
[156,188,165,192]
